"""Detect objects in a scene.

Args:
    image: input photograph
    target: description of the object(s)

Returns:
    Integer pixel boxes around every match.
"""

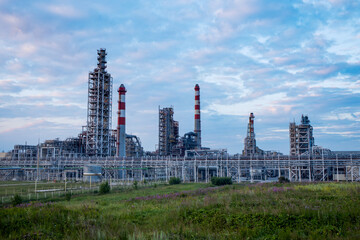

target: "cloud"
[0,116,84,134]
[309,74,360,94]
[206,92,294,116]
[200,72,252,99]
[0,1,359,154]
[43,4,84,18]
[238,46,269,64]
[315,21,360,63]
[322,112,360,121]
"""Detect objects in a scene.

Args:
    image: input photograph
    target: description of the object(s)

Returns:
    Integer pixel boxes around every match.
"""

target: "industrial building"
[158,84,210,157]
[3,49,143,160]
[1,49,360,184]
[9,145,37,160]
[289,115,314,156]
[1,154,360,183]
[158,107,179,156]
[126,134,144,157]
[39,138,85,158]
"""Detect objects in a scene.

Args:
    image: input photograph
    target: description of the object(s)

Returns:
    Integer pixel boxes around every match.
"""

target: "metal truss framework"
[1,155,360,183]
[86,49,113,157]
[159,107,178,156]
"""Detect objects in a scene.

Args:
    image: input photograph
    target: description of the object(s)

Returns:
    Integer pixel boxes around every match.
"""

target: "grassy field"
[0,180,151,203]
[1,182,360,239]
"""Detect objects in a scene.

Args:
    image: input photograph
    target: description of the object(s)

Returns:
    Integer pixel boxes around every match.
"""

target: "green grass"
[1,182,360,239]
[0,181,103,195]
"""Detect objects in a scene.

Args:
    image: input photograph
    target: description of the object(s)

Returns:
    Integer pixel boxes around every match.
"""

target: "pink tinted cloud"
[313,66,337,75]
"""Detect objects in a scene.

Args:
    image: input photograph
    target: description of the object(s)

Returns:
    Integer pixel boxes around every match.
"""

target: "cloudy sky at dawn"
[0,0,360,154]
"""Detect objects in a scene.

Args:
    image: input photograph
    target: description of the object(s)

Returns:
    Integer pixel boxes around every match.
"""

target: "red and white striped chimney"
[116,84,126,157]
[194,84,201,148]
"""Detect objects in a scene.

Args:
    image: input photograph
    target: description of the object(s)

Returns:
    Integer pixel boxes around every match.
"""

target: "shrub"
[211,177,232,186]
[11,194,22,206]
[99,181,110,194]
[169,177,181,185]
[133,180,138,190]
[65,192,71,201]
[278,176,290,183]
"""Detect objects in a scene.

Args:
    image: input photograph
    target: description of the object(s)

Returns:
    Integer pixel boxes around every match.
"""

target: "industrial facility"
[158,107,179,156]
[289,115,315,156]
[1,49,360,183]
[158,84,214,157]
[4,49,143,160]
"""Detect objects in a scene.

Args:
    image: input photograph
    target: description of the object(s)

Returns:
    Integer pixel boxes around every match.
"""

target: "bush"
[278,176,290,183]
[99,181,110,194]
[133,180,139,190]
[211,177,232,186]
[11,194,22,206]
[169,177,181,185]
[65,192,71,201]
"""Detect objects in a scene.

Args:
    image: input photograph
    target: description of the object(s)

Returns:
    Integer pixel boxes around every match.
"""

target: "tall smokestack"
[116,84,126,157]
[194,84,201,148]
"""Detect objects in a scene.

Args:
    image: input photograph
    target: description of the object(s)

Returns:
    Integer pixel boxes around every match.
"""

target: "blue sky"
[0,0,359,154]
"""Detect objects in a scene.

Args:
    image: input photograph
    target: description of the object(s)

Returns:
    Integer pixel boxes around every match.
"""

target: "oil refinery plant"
[1,49,360,183]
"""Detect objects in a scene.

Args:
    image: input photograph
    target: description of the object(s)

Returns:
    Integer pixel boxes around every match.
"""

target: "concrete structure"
[116,84,126,157]
[85,49,113,157]
[290,115,314,156]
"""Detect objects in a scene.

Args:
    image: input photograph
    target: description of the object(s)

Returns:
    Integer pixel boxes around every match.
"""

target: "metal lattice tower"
[159,107,179,156]
[86,49,113,157]
[289,115,314,156]
[243,113,257,156]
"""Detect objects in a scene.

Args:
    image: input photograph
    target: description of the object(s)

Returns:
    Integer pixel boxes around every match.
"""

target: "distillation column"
[194,84,201,148]
[85,49,113,156]
[116,84,126,157]
[244,113,256,156]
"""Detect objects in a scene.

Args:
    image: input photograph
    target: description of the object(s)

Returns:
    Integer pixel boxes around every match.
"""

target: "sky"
[0,0,359,155]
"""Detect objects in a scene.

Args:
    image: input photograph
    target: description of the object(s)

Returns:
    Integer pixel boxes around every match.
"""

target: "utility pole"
[35,139,40,193]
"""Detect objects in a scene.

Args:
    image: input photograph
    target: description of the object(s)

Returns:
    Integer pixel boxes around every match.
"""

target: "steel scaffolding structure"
[243,113,257,156]
[159,107,179,156]
[290,115,314,156]
[1,155,360,183]
[86,49,113,157]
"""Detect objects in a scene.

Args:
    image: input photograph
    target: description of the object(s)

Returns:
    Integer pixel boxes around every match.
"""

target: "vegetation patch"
[99,181,110,194]
[211,176,232,186]
[1,182,360,239]
[11,194,22,206]
[169,177,181,185]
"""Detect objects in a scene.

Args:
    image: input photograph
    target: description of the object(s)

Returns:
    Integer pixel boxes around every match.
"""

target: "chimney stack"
[116,84,126,157]
[194,84,201,148]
